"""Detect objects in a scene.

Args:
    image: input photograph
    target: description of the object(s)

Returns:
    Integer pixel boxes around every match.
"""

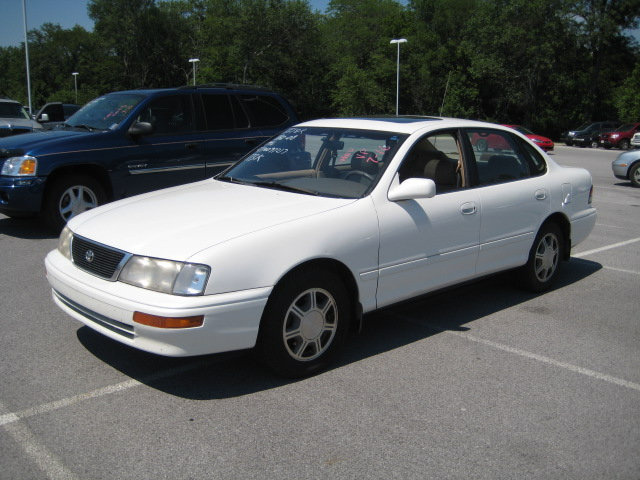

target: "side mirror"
[388,178,436,202]
[38,113,49,122]
[128,121,153,137]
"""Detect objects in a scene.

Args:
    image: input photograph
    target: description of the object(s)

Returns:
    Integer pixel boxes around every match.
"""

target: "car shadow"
[76,257,602,400]
[0,216,57,240]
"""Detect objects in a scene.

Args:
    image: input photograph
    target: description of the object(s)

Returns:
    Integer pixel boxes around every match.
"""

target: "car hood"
[526,134,552,143]
[0,128,101,155]
[0,118,42,130]
[69,179,355,261]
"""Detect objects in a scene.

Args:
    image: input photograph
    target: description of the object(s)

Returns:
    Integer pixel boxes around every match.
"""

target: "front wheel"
[619,139,630,150]
[257,269,352,378]
[629,163,640,188]
[43,175,106,232]
[518,223,564,292]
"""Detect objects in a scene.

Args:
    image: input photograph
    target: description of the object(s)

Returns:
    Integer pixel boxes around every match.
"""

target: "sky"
[1,0,638,48]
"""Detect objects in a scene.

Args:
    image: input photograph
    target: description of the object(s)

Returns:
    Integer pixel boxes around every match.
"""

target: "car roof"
[297,116,503,135]
[113,84,278,97]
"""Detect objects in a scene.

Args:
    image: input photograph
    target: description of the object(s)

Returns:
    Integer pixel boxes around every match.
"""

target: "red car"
[503,125,554,151]
[599,123,640,150]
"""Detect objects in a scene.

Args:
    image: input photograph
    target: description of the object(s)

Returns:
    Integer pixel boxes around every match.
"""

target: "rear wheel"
[257,269,351,378]
[518,223,564,292]
[43,175,106,232]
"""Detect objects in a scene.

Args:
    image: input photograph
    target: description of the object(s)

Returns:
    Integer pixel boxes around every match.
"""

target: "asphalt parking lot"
[1,145,638,480]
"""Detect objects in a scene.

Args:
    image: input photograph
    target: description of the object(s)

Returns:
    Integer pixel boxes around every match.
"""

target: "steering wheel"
[342,170,375,183]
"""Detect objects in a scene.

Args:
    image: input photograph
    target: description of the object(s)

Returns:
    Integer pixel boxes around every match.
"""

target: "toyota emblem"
[85,249,95,263]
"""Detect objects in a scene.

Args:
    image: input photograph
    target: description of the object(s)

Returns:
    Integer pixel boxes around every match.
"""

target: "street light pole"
[22,0,33,116]
[390,38,407,116]
[189,58,200,86]
[72,72,79,103]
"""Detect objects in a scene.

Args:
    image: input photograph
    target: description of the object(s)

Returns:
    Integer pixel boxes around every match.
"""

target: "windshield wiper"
[70,124,101,132]
[217,176,254,186]
[250,180,320,196]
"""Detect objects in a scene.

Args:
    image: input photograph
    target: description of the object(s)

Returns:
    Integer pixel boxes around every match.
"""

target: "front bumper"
[0,175,45,215]
[612,163,629,180]
[45,249,272,357]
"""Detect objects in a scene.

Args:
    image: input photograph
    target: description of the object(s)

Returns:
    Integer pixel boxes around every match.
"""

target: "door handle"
[460,202,477,215]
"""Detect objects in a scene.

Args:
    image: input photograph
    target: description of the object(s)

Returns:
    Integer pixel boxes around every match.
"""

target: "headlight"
[58,226,73,260]
[1,156,37,176]
[119,256,210,296]
[611,133,620,138]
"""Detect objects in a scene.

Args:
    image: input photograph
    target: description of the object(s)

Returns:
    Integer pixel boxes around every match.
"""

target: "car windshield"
[616,124,635,131]
[220,127,408,199]
[66,93,145,130]
[0,102,30,119]
[576,123,590,130]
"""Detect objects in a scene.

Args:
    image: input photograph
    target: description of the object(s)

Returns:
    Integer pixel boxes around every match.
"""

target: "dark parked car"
[599,123,640,150]
[561,121,618,147]
[0,84,298,230]
[34,102,81,129]
[0,97,43,137]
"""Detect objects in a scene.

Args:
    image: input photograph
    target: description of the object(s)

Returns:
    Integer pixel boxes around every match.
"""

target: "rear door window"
[239,95,290,128]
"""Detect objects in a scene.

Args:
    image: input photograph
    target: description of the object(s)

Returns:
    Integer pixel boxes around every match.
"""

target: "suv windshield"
[66,93,145,130]
[514,126,533,135]
[220,127,408,199]
[0,102,30,119]
[616,124,634,131]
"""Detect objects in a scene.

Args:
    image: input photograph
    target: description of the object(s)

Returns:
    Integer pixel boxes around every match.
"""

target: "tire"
[590,140,599,148]
[257,269,352,378]
[630,163,640,188]
[43,175,106,233]
[565,140,573,146]
[518,223,564,292]
[619,139,630,150]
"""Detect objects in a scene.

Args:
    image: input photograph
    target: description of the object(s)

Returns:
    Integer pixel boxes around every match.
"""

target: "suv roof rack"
[178,83,271,92]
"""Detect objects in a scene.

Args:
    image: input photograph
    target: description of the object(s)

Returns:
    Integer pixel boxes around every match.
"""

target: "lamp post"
[390,38,407,116]
[22,0,32,116]
[189,58,200,86]
[72,72,78,103]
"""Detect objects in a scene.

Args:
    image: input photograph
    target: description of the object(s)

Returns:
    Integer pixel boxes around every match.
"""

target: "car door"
[124,93,207,196]
[375,130,481,308]
[462,128,550,276]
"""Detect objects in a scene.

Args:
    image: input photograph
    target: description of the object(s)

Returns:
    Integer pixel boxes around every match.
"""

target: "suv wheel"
[43,175,106,232]
[619,139,630,150]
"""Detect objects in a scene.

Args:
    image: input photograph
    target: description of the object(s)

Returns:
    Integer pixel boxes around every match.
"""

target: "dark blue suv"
[0,85,298,231]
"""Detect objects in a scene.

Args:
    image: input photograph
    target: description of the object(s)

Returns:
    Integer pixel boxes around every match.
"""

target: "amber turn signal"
[133,312,204,329]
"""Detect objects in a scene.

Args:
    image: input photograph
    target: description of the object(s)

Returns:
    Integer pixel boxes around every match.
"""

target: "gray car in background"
[612,149,640,187]
[0,98,43,137]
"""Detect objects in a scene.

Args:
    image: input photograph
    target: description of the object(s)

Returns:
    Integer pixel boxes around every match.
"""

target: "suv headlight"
[119,256,210,296]
[1,155,38,176]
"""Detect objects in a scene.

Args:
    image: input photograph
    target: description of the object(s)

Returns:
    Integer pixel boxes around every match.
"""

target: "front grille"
[72,235,130,280]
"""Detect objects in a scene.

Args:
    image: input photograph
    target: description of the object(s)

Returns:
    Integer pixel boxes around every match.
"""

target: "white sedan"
[45,117,596,377]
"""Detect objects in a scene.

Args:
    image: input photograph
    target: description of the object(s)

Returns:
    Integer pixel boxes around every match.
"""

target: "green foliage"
[614,63,640,122]
[0,0,637,132]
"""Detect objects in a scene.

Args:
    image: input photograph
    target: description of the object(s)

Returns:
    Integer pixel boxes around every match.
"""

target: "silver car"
[631,132,640,149]
[612,149,640,187]
[0,98,43,138]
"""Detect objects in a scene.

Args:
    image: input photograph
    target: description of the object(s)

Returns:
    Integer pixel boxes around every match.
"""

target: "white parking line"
[0,400,79,480]
[604,266,640,276]
[396,316,640,393]
[573,237,640,258]
[0,359,213,427]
